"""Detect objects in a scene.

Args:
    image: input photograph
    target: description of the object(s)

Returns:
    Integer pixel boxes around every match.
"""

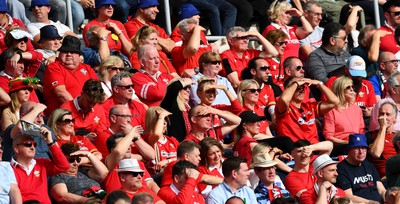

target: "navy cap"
[178,4,200,21]
[30,0,50,10]
[137,0,159,9]
[348,133,368,149]
[38,25,62,43]
[0,0,8,12]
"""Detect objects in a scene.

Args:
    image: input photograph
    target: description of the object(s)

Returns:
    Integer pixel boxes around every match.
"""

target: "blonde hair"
[268,0,292,22]
[237,79,259,106]
[47,108,73,137]
[8,92,23,113]
[145,106,165,134]
[98,55,124,81]
[197,77,215,93]
[131,26,159,51]
[331,76,353,105]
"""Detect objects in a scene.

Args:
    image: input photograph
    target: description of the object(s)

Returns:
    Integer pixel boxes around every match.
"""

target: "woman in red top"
[262,0,312,61]
[130,26,178,77]
[198,138,224,197]
[265,29,288,89]
[47,108,103,164]
[144,106,179,175]
[238,79,273,137]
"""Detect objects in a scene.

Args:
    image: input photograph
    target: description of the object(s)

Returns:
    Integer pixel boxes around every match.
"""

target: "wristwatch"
[133,135,141,142]
[100,36,107,41]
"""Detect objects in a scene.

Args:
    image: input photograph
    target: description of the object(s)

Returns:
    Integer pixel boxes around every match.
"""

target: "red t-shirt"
[131,70,174,107]
[184,126,224,144]
[323,76,376,107]
[276,101,321,144]
[83,19,129,54]
[171,45,212,75]
[124,18,169,39]
[257,83,277,109]
[124,187,162,202]
[101,97,147,128]
[284,167,316,199]
[266,58,284,89]
[369,131,397,178]
[300,185,346,204]
[43,60,98,115]
[262,23,300,61]
[157,178,206,204]
[378,24,400,54]
[61,100,108,135]
[233,135,257,166]
[219,49,261,78]
[130,50,176,73]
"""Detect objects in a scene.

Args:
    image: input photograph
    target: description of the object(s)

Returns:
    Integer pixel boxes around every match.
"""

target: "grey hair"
[387,72,400,87]
[178,18,198,35]
[86,25,100,43]
[380,100,399,118]
[303,0,322,12]
[137,44,156,60]
[226,26,246,39]
[110,71,132,88]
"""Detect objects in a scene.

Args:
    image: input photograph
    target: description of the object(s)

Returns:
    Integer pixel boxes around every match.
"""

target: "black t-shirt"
[49,170,101,196]
[336,159,382,202]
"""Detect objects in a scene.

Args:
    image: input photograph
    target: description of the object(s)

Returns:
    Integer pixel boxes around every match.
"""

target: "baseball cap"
[346,55,366,77]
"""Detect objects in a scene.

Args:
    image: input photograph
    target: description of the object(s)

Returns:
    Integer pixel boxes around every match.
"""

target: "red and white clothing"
[0,14,35,52]
[323,76,376,108]
[299,183,346,204]
[124,186,162,202]
[378,23,400,54]
[368,131,397,178]
[184,126,224,144]
[101,97,147,128]
[56,135,98,153]
[43,60,98,115]
[143,134,179,174]
[262,23,300,60]
[233,135,258,166]
[158,177,206,204]
[266,58,284,89]
[257,83,277,110]
[124,18,170,39]
[11,144,69,204]
[130,50,177,74]
[220,49,261,78]
[83,19,130,55]
[275,101,321,144]
[198,164,224,196]
[171,45,212,75]
[284,162,316,201]
[61,98,108,135]
[131,70,174,107]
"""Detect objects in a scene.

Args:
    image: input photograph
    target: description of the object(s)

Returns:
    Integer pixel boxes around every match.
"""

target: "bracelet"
[117,31,122,36]
[16,51,23,59]
[299,15,304,18]
[47,141,56,147]
[292,81,300,87]
[317,81,323,87]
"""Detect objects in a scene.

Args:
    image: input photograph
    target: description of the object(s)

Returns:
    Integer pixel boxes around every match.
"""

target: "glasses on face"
[308,11,322,17]
[59,118,75,125]
[276,41,287,46]
[244,88,261,93]
[108,67,125,72]
[208,60,221,65]
[204,88,217,95]
[345,85,354,90]
[259,66,270,71]
[284,10,292,15]
[129,172,144,177]
[234,36,249,40]
[384,60,400,64]
[294,66,304,71]
[68,157,82,163]
[183,85,191,90]
[117,84,134,89]
[114,114,133,119]
[103,4,114,8]
[88,86,104,93]
[333,35,347,41]
[17,37,28,43]
[17,141,37,148]
[390,11,400,16]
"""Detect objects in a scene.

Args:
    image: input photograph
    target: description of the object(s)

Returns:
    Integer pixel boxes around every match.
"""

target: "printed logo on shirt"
[163,78,169,83]
[80,69,87,75]
[34,170,40,177]
[52,81,58,86]
[353,174,374,185]
[358,92,365,98]
[94,116,100,124]
[160,150,177,158]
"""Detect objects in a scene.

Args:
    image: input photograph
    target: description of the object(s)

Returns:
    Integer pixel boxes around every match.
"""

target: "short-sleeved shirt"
[378,23,400,54]
[206,182,258,204]
[336,159,382,202]
[220,49,261,78]
[43,60,98,115]
[0,162,17,204]
[284,169,316,200]
[49,171,100,196]
[101,97,147,128]
[299,26,324,61]
[130,50,176,73]
[27,20,71,38]
[233,135,257,166]
[257,83,276,110]
[275,101,321,144]
[266,58,284,88]
[171,45,212,75]
[367,131,396,178]
[124,18,170,39]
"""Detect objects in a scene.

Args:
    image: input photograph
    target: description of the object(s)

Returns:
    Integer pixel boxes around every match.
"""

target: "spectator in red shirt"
[158,160,205,204]
[11,128,69,203]
[102,72,147,128]
[132,45,174,107]
[117,159,165,203]
[60,79,108,140]
[378,0,400,54]
[220,26,278,88]
[264,29,288,88]
[43,35,98,115]
[301,154,347,203]
[123,0,174,53]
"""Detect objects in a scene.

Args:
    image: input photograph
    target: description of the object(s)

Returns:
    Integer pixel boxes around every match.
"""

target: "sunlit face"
[278,9,292,25]
[106,64,124,80]
[332,30,348,51]
[141,48,160,74]
[141,6,159,21]
[379,103,397,127]
[344,83,356,102]
[141,32,158,47]
[305,5,322,27]
[292,81,305,102]
[198,83,217,106]
[121,172,143,191]
[58,114,75,136]
[65,156,80,175]
[253,59,270,83]
[319,164,338,184]
[386,6,400,27]
[114,77,134,100]
[274,37,287,56]
[207,145,222,167]
[192,113,212,130]
[42,38,61,51]
[16,88,31,103]
[59,51,80,69]
[243,121,260,136]
[32,5,50,20]
[234,163,250,187]
[98,4,114,18]
[179,86,191,102]
[291,147,311,166]
[255,166,276,185]
[112,106,132,127]
[203,60,222,76]
[381,55,399,75]
[287,59,304,78]
[242,83,260,104]
[187,148,201,166]
[15,139,36,159]
[6,59,24,77]
[230,32,249,52]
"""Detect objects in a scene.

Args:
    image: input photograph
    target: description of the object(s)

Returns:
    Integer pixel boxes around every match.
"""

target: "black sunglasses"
[276,41,287,46]
[390,11,400,16]
[183,85,191,90]
[208,60,221,65]
[345,85,354,90]
[114,114,133,118]
[129,172,144,177]
[204,88,217,94]
[108,67,125,72]
[59,118,75,124]
[234,36,249,40]
[244,88,261,93]
[194,114,211,118]
[295,66,304,71]
[118,84,134,89]
[18,141,37,148]
[68,157,82,163]
[88,86,104,93]
[259,66,270,71]
[17,37,28,43]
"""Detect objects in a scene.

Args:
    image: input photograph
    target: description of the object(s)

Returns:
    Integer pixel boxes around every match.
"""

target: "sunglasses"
[88,87,104,93]
[18,37,28,43]
[276,41,287,46]
[345,85,354,90]
[118,84,134,89]
[208,61,221,65]
[244,88,261,93]
[68,157,82,163]
[108,67,125,72]
[129,172,144,177]
[17,141,37,148]
[183,85,191,90]
[294,66,304,71]
[259,66,270,71]
[114,114,133,119]
[234,36,249,40]
[59,118,75,124]
[204,88,217,95]
[390,11,400,16]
